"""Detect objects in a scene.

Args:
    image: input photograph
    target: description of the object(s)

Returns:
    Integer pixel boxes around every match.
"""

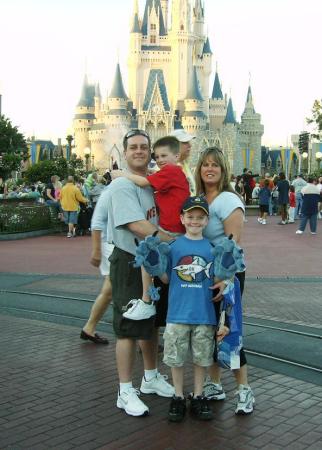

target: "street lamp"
[316,151,322,171]
[302,152,308,174]
[84,147,91,172]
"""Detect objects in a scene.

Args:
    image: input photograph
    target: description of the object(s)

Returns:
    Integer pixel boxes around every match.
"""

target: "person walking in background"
[292,174,307,219]
[288,185,296,223]
[60,176,88,238]
[260,173,274,215]
[169,129,196,195]
[258,179,271,225]
[296,177,321,235]
[317,176,322,219]
[277,172,290,225]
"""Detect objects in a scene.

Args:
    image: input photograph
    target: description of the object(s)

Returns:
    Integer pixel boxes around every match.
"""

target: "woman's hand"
[209,280,226,302]
[216,325,229,342]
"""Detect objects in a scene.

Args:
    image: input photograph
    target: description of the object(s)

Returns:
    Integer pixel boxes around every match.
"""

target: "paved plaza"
[0,215,322,450]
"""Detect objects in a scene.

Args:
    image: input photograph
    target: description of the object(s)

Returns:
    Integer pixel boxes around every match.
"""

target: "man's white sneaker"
[262,219,266,225]
[296,230,303,234]
[257,217,262,223]
[123,299,156,320]
[117,388,149,417]
[202,376,226,400]
[140,373,175,398]
[235,385,255,415]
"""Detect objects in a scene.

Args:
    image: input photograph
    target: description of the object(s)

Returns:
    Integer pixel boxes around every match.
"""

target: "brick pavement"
[1,315,322,450]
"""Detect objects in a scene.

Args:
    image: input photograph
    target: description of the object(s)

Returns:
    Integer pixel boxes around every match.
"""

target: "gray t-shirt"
[203,191,245,245]
[107,177,158,256]
[292,178,307,194]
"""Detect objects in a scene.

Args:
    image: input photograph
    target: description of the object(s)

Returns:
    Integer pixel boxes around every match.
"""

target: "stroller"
[77,204,93,236]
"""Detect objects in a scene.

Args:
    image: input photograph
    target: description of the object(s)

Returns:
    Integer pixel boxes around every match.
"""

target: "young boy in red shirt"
[112,136,190,320]
[288,185,296,223]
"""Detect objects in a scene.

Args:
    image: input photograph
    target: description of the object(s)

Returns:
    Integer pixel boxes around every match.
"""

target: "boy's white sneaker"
[140,373,175,397]
[203,376,226,400]
[117,387,149,417]
[235,385,255,415]
[123,299,156,320]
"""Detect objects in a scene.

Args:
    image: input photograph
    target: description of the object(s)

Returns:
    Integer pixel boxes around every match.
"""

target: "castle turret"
[74,74,95,158]
[193,0,205,57]
[182,66,207,134]
[94,83,102,121]
[209,70,226,132]
[128,0,142,107]
[169,0,193,111]
[238,85,264,174]
[160,0,169,30]
[142,0,167,44]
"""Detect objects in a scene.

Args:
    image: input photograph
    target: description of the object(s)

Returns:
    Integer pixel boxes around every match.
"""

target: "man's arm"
[46,188,56,201]
[112,170,150,188]
[128,220,173,242]
[91,230,102,267]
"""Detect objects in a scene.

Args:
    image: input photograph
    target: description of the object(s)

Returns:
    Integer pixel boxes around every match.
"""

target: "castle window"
[150,35,156,44]
[180,24,184,31]
[151,24,156,30]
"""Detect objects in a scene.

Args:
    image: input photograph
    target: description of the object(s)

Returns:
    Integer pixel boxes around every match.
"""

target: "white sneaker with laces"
[123,299,156,320]
[140,373,175,397]
[117,387,149,417]
[235,385,255,415]
[296,230,303,234]
[202,376,226,400]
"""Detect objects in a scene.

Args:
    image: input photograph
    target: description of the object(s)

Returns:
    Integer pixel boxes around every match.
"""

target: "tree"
[24,156,85,183]
[0,115,28,179]
[307,99,322,139]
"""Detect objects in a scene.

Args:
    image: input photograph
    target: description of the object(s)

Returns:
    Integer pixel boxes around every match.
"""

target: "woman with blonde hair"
[195,146,254,415]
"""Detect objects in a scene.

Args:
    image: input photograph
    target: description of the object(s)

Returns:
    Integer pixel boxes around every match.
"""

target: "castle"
[73,0,264,175]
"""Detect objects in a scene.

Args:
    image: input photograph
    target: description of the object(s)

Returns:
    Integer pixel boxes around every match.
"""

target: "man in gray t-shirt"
[292,174,307,218]
[107,130,174,418]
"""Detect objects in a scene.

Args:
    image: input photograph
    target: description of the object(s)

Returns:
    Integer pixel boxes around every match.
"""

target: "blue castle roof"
[186,66,204,101]
[77,75,95,108]
[109,64,127,99]
[141,0,166,36]
[143,69,170,111]
[211,72,223,100]
[202,37,212,55]
[131,13,141,33]
[224,98,237,124]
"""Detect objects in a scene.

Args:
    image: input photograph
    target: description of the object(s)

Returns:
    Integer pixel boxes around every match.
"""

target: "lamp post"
[84,147,91,173]
[316,151,322,172]
[301,152,308,174]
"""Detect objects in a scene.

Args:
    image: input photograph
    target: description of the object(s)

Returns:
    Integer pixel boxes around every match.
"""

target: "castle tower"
[169,0,193,112]
[193,0,205,58]
[200,36,212,117]
[106,63,131,128]
[182,65,207,135]
[94,83,102,121]
[209,70,226,132]
[238,85,264,174]
[73,74,95,158]
[128,0,142,108]
[222,97,238,171]
[160,0,169,29]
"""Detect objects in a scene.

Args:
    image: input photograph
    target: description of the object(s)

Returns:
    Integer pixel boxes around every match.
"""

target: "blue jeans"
[295,193,303,218]
[299,214,318,233]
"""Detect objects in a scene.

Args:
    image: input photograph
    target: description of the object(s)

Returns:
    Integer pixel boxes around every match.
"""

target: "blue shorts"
[63,210,78,224]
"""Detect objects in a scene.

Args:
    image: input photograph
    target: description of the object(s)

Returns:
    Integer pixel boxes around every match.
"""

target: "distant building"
[73,0,264,174]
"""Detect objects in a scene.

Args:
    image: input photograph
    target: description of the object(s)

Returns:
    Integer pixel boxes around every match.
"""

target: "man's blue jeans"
[295,193,303,218]
[299,214,318,233]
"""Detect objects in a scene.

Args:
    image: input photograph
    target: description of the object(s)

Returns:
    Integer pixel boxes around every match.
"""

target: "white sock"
[119,382,133,394]
[144,368,158,381]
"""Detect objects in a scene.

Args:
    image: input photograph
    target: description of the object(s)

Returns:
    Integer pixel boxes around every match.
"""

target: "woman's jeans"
[299,214,318,233]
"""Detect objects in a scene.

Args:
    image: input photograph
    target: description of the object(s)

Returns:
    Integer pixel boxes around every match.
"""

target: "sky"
[0,0,321,147]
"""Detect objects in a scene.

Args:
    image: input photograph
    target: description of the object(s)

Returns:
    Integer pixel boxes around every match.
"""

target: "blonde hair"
[195,147,237,197]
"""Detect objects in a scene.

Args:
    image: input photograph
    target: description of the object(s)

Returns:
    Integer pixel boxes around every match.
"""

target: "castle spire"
[77,74,95,107]
[142,0,166,36]
[212,70,223,100]
[243,85,255,113]
[186,66,204,101]
[131,0,141,33]
[109,63,127,99]
[224,97,236,124]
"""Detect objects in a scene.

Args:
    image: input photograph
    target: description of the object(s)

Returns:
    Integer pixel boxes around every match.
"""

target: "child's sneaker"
[203,376,226,400]
[257,217,262,223]
[190,396,214,421]
[140,373,175,397]
[235,385,255,415]
[168,396,186,422]
[117,387,149,417]
[123,299,156,320]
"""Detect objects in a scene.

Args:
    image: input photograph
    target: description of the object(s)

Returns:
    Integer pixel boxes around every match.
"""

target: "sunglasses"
[200,146,223,155]
[124,129,150,140]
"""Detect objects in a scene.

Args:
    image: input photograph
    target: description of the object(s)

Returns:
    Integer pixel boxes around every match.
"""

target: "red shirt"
[147,164,190,233]
[289,191,296,207]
